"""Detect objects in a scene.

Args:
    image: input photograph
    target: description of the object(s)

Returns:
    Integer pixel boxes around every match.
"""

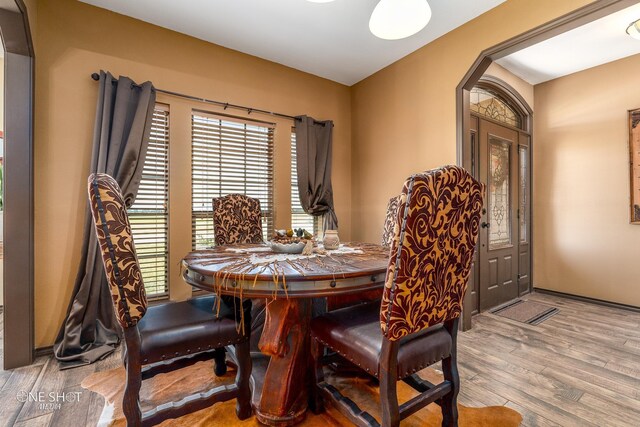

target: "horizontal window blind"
[128,104,169,298]
[192,112,274,249]
[291,131,319,236]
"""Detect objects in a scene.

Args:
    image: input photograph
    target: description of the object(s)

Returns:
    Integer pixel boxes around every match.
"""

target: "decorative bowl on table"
[269,240,307,254]
[270,228,314,254]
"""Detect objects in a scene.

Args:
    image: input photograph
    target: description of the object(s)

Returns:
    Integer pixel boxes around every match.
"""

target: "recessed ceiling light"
[306,0,336,3]
[627,19,640,40]
[369,0,432,40]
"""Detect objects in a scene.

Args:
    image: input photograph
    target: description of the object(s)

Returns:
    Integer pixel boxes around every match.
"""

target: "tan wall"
[534,53,640,307]
[32,0,352,348]
[350,0,590,244]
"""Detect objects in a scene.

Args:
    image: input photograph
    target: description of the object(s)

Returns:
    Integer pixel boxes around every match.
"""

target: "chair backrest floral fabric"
[88,173,147,329]
[381,195,401,249]
[380,166,485,342]
[212,194,264,246]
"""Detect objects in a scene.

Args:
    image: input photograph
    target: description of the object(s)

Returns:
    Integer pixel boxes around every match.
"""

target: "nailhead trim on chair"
[313,335,380,378]
[312,333,445,380]
[142,338,241,364]
[399,360,438,381]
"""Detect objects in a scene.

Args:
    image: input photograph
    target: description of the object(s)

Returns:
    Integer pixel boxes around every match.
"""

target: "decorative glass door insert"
[488,137,511,249]
[470,86,522,129]
[519,146,528,243]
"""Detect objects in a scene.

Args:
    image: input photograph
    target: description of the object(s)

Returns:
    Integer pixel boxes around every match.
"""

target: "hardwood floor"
[1,292,639,426]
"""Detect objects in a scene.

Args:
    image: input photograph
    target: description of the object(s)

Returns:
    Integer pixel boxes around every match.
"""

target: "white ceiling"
[79,0,505,86]
[496,3,640,85]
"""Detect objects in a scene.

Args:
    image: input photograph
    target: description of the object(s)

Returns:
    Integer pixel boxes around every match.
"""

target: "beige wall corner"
[534,53,640,307]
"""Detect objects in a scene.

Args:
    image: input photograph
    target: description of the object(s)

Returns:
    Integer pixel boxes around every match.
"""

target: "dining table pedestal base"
[254,298,312,426]
[182,243,389,426]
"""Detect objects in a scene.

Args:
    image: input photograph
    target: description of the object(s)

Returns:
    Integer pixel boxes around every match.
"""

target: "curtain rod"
[90,72,328,126]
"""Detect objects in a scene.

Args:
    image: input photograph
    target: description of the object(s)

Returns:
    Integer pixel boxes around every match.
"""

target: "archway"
[455,0,635,330]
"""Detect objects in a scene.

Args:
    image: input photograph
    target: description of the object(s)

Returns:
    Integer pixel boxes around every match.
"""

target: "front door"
[476,117,527,310]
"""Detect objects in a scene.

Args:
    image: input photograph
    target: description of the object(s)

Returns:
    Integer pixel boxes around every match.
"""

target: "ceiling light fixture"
[369,0,432,40]
[627,19,640,40]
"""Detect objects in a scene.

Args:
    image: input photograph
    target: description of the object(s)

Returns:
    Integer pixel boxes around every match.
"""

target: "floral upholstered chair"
[89,173,252,426]
[212,193,266,352]
[326,195,401,313]
[310,165,485,427]
[212,194,264,245]
[381,194,401,249]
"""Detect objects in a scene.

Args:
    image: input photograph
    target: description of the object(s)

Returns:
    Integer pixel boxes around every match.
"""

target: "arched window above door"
[470,85,525,130]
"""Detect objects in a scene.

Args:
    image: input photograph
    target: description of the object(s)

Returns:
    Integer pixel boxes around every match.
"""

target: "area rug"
[81,360,522,427]
[492,299,559,325]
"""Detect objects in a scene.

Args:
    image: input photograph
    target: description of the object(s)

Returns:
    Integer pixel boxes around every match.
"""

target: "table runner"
[225,244,363,265]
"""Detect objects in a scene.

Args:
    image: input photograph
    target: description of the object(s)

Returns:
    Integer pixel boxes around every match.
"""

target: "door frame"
[456,0,636,330]
[476,115,524,312]
[1,0,35,369]
[466,78,532,318]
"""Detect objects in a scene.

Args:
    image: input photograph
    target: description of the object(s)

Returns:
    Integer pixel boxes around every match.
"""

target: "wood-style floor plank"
[473,315,611,367]
[13,412,54,427]
[16,358,66,423]
[0,363,47,426]
[1,292,640,426]
[468,374,597,427]
[84,387,106,427]
[458,382,507,408]
[458,346,637,426]
[623,339,640,349]
[47,384,92,427]
[541,365,640,414]
[504,401,561,427]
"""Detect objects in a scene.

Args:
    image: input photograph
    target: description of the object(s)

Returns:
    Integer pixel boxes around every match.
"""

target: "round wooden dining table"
[182,242,389,426]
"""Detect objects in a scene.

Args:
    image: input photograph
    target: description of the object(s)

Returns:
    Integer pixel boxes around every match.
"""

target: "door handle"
[481,222,490,228]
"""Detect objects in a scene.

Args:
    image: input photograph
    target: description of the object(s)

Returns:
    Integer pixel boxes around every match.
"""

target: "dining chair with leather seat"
[325,195,402,314]
[89,173,253,427]
[310,165,485,427]
[381,194,401,250]
[212,193,265,246]
[212,193,268,355]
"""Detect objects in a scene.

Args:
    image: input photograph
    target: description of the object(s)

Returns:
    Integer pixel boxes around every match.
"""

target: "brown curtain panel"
[294,115,337,230]
[54,71,156,369]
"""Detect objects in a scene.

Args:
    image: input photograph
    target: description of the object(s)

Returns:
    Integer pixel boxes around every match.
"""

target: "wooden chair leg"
[442,319,460,427]
[234,339,253,420]
[441,354,459,427]
[123,328,143,427]
[380,340,400,427]
[309,337,325,414]
[380,369,400,427]
[213,348,227,376]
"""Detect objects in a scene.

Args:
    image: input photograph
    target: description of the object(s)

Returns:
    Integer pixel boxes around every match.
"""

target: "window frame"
[191,110,275,249]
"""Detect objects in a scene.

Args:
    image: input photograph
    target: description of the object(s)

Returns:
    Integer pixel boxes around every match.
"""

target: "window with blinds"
[291,131,319,236]
[127,104,169,298]
[192,111,274,249]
